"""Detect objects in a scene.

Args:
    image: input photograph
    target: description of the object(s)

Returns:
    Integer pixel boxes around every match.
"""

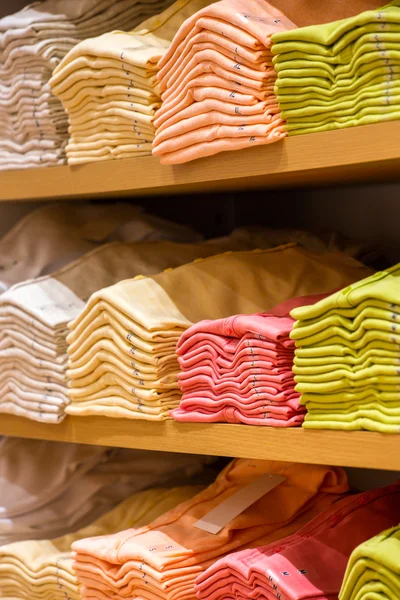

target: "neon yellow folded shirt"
[271,1,400,134]
[340,525,400,600]
[290,262,400,432]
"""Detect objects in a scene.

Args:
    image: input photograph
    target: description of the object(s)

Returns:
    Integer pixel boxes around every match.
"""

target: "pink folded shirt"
[196,482,400,600]
[171,295,326,425]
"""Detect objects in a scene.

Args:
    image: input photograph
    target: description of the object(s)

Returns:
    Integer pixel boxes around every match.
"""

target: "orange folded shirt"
[155,97,279,138]
[153,76,274,131]
[158,35,271,89]
[158,18,273,85]
[152,120,284,156]
[153,0,296,165]
[72,459,348,600]
[157,0,296,73]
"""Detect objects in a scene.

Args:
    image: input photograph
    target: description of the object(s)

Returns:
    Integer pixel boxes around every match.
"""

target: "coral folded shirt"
[172,294,325,426]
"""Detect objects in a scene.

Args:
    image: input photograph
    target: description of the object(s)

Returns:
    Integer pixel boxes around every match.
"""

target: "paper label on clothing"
[2,278,85,327]
[194,473,285,535]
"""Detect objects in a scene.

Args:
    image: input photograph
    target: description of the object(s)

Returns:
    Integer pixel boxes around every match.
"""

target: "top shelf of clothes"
[1,122,400,202]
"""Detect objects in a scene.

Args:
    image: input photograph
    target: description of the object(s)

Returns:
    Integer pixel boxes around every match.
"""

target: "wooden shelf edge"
[0,414,398,471]
[2,122,400,201]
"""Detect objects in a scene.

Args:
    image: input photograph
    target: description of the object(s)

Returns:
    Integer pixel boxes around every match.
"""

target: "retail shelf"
[0,414,399,470]
[2,122,400,201]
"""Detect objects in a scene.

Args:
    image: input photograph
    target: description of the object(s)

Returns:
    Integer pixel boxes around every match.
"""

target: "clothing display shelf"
[2,119,400,476]
[0,415,399,471]
[2,121,400,201]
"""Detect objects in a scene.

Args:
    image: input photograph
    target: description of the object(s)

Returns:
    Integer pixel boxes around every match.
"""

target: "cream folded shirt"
[50,0,215,165]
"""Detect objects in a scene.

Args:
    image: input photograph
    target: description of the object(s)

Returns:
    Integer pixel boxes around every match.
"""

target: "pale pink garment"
[196,482,400,600]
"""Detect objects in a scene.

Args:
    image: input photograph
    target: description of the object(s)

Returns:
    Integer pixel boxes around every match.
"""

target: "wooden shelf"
[0,414,398,471]
[2,122,400,201]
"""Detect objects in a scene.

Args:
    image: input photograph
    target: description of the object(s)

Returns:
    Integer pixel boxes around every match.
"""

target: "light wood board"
[0,414,398,470]
[2,122,400,201]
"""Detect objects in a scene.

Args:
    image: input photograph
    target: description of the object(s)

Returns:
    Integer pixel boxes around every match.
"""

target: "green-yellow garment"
[302,388,400,405]
[291,262,400,432]
[291,302,400,338]
[340,525,400,600]
[294,340,400,359]
[295,363,400,383]
[271,1,400,135]
[294,354,400,374]
[272,2,400,49]
[291,264,400,323]
[0,486,202,600]
[303,414,400,432]
[292,317,400,347]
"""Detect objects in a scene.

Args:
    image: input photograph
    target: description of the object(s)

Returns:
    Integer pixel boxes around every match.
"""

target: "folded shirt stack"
[0,0,174,170]
[171,294,326,426]
[152,0,297,165]
[340,522,400,600]
[66,244,370,420]
[0,239,233,423]
[50,0,212,165]
[271,1,400,136]
[0,485,203,600]
[71,459,349,600]
[0,436,213,544]
[290,262,400,432]
[197,481,400,600]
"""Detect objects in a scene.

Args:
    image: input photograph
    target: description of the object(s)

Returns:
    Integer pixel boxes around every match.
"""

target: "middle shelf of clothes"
[0,200,398,435]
